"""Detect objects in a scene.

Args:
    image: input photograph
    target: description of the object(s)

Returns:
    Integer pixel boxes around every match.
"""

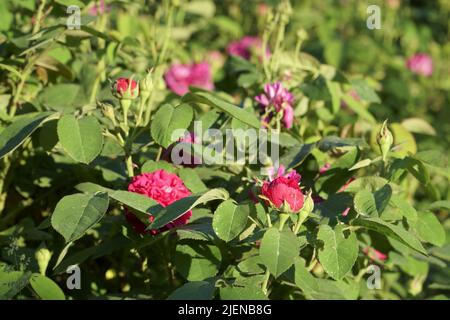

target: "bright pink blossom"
[406,53,433,76]
[125,170,192,235]
[261,169,304,213]
[227,36,270,60]
[255,82,295,129]
[164,62,214,96]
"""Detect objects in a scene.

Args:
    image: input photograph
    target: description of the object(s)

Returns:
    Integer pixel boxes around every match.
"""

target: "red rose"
[125,169,192,235]
[261,173,304,213]
[112,77,139,99]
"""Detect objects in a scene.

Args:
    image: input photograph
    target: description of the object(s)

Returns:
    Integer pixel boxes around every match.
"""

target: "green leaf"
[184,89,260,128]
[38,84,84,112]
[349,78,380,103]
[294,257,357,300]
[415,211,446,247]
[352,217,426,255]
[178,168,208,193]
[212,200,249,242]
[317,136,368,152]
[0,270,31,299]
[280,143,316,169]
[349,158,372,171]
[0,112,55,159]
[317,225,358,280]
[428,200,450,211]
[344,176,389,193]
[149,188,229,229]
[389,196,418,225]
[167,281,215,300]
[57,115,103,164]
[174,243,222,281]
[220,286,267,300]
[51,192,109,242]
[259,228,299,278]
[341,94,376,123]
[150,103,193,148]
[29,274,65,300]
[401,118,436,136]
[354,184,392,217]
[109,190,158,214]
[141,160,175,174]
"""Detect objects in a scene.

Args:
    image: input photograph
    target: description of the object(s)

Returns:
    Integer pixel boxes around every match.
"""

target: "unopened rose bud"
[35,247,52,275]
[300,190,314,215]
[377,120,393,162]
[139,71,154,105]
[112,77,139,100]
[112,77,138,126]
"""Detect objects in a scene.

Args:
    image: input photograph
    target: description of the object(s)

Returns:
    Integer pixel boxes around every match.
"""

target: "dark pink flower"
[125,170,192,235]
[164,62,214,95]
[255,82,295,129]
[261,169,304,213]
[406,53,433,76]
[227,36,270,60]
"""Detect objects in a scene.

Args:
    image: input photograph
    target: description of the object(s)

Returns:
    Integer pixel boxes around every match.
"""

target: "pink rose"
[125,169,192,235]
[164,62,214,96]
[227,36,270,60]
[261,169,304,213]
[406,53,433,76]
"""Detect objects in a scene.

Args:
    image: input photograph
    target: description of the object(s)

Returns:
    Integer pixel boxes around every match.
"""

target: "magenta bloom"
[164,62,214,96]
[406,53,433,76]
[261,169,304,213]
[255,82,295,129]
[227,36,270,60]
[88,0,111,16]
[125,170,192,235]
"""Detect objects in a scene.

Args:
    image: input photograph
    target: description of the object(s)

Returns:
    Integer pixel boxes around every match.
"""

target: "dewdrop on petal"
[377,119,393,162]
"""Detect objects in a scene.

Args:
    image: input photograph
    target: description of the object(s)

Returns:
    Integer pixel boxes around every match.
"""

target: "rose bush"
[0,0,448,301]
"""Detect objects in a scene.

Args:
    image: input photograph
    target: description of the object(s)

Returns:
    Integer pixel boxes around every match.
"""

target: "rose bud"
[261,170,304,214]
[112,77,139,126]
[112,77,139,100]
[377,119,393,162]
